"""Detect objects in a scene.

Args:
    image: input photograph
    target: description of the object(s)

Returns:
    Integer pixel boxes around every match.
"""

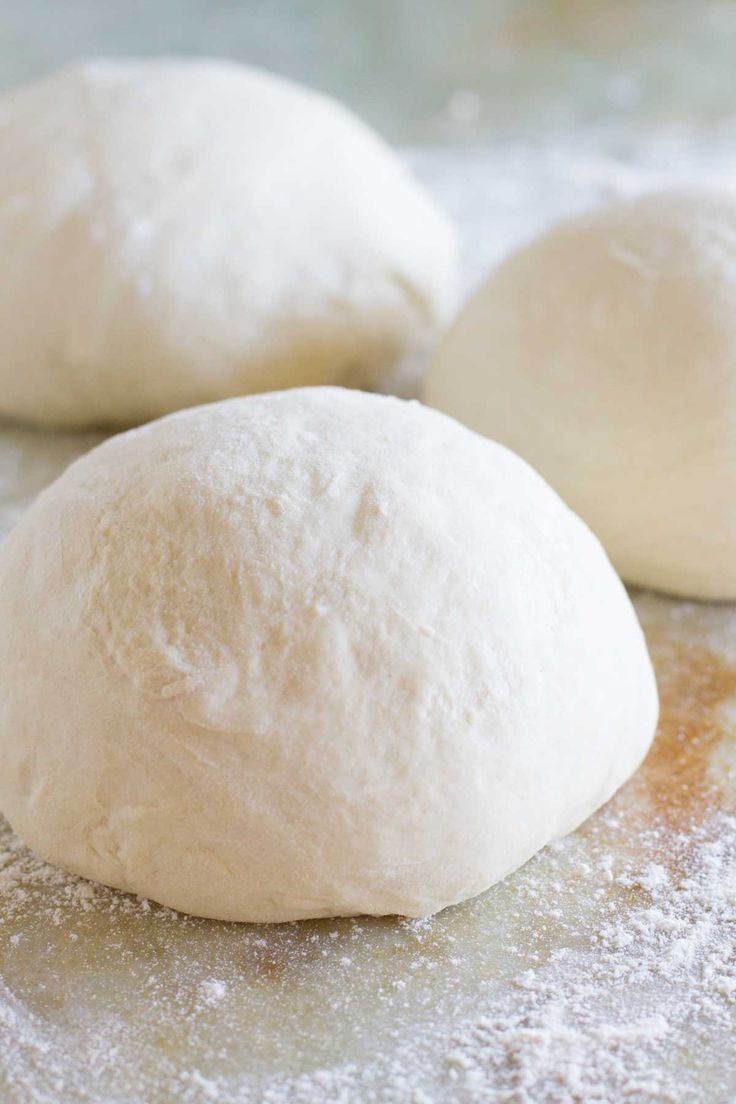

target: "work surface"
[1,147,736,1103]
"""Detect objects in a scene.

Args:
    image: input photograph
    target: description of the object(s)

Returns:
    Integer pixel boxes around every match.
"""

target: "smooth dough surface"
[0,388,657,922]
[425,189,736,600]
[0,59,457,428]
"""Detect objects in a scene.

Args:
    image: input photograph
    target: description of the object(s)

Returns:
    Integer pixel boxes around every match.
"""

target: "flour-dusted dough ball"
[0,60,457,429]
[425,189,736,600]
[0,388,657,922]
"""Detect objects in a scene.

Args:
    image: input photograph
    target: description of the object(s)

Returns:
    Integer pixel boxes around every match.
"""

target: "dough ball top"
[0,59,457,427]
[0,388,657,920]
[425,189,736,599]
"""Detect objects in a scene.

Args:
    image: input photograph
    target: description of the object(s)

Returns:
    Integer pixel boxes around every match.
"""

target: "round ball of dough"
[425,189,736,600]
[0,59,457,429]
[0,388,657,922]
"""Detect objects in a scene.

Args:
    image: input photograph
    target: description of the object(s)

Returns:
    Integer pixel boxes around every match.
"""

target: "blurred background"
[3,0,736,150]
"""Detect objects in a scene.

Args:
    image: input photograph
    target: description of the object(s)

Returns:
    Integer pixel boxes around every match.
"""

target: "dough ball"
[425,189,736,600]
[0,59,457,429]
[0,388,657,922]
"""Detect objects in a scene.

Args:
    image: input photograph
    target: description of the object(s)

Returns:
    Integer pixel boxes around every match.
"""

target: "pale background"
[3,0,736,147]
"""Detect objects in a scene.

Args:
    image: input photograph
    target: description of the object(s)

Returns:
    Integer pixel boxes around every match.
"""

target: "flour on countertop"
[1,798,735,1101]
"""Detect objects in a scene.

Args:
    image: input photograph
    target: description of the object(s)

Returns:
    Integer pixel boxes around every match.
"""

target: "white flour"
[1,792,735,1101]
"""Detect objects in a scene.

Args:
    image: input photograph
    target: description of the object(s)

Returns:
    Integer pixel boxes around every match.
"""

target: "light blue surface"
[2,0,736,144]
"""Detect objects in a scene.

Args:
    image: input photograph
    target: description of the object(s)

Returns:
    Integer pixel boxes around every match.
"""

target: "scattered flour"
[1,742,735,1102]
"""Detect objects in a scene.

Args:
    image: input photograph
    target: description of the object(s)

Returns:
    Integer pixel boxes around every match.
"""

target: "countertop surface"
[3,0,736,147]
